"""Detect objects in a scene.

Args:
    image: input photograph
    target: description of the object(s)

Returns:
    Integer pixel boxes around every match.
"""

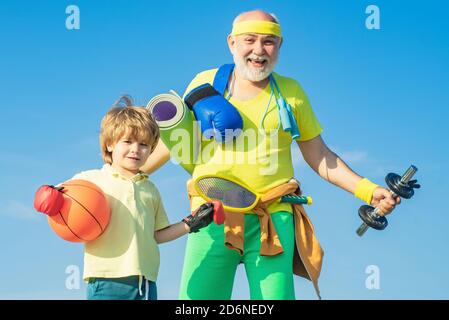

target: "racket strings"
[196,177,257,210]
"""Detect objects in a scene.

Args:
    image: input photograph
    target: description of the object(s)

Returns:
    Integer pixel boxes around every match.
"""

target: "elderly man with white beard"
[142,10,400,300]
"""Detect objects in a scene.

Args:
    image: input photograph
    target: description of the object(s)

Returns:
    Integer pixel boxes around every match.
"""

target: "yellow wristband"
[354,178,379,205]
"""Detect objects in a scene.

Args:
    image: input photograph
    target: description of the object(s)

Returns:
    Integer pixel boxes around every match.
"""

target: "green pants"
[179,211,295,300]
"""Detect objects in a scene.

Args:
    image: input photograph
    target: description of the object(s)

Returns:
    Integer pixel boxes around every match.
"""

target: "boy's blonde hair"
[100,95,160,164]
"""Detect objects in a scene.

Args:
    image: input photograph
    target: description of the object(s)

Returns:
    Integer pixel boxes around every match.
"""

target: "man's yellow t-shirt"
[71,164,170,282]
[187,69,323,214]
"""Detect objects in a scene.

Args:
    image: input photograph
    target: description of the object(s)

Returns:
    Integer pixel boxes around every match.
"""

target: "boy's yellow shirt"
[186,69,323,214]
[71,164,170,282]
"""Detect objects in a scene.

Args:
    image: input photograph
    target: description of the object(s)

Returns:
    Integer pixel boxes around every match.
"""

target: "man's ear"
[278,37,283,49]
[227,34,236,54]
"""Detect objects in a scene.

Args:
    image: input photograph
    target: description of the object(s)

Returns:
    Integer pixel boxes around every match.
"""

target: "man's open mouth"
[247,58,267,68]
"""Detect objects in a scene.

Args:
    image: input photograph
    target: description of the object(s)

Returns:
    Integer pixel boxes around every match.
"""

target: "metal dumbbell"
[356,165,420,236]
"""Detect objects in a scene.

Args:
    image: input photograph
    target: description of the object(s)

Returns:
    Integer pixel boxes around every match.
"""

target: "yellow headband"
[231,20,282,37]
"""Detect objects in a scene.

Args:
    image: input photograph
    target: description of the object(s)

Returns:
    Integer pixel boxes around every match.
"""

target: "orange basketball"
[48,179,110,242]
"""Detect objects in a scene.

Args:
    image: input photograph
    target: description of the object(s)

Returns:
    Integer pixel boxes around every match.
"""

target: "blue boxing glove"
[184,83,243,142]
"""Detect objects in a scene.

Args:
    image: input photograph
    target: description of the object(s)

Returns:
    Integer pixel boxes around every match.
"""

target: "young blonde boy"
[35,96,221,300]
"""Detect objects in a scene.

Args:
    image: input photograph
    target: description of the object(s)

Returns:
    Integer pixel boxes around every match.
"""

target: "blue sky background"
[0,0,448,299]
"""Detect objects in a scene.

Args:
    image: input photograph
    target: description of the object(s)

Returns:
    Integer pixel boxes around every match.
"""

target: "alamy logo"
[168,124,280,176]
[65,265,80,290]
[66,5,80,30]
[365,5,381,30]
[365,265,380,290]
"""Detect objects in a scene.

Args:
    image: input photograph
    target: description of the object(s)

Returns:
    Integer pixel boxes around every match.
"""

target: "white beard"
[233,52,277,82]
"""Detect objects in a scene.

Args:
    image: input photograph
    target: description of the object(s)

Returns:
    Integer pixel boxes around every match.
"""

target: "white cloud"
[339,150,368,163]
[1,200,39,221]
[328,146,391,180]
[291,145,384,179]
[328,146,369,164]
[291,145,370,169]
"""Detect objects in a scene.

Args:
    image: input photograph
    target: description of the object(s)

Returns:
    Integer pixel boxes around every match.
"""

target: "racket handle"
[280,195,312,205]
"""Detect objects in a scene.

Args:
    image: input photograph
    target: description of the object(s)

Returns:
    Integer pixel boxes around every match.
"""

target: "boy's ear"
[107,145,113,152]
